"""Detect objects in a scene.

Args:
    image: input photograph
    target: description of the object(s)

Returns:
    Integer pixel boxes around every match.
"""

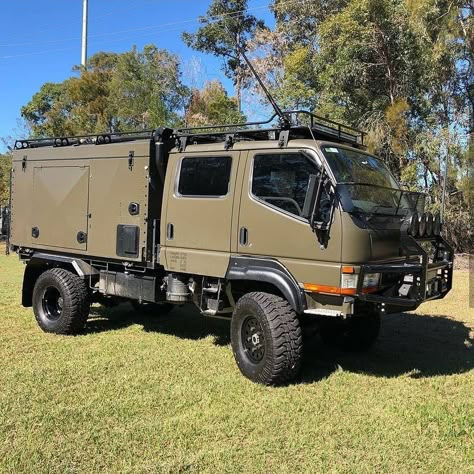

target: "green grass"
[0,246,472,473]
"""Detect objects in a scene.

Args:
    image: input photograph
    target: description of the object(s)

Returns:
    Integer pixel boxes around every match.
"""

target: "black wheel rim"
[241,316,265,363]
[42,286,63,321]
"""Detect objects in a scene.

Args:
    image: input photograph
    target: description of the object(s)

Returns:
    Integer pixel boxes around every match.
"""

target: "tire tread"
[33,268,90,334]
[232,292,302,385]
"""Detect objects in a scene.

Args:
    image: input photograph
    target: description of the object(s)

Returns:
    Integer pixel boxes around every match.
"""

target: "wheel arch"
[22,253,97,307]
[225,256,306,314]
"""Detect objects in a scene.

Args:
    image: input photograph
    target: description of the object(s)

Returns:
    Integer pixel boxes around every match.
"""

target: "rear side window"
[252,153,320,217]
[178,156,232,197]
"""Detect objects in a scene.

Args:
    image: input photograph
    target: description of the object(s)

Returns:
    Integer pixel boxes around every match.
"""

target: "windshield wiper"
[366,204,397,220]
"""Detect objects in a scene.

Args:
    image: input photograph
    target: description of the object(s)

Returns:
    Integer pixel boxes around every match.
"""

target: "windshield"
[321,146,399,188]
[321,146,420,216]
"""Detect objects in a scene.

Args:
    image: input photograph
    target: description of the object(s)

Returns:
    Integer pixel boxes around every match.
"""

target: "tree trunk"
[236,75,242,113]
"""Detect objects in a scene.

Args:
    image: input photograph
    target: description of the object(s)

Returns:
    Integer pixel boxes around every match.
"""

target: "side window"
[178,156,232,197]
[252,153,320,217]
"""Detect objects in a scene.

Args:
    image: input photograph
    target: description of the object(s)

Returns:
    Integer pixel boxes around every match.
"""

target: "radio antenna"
[237,46,290,128]
[219,14,290,128]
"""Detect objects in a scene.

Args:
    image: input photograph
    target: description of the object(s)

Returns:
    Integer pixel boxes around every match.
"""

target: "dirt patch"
[454,254,471,271]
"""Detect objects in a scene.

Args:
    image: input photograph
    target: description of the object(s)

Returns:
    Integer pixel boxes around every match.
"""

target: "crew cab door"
[162,150,241,277]
[236,150,343,287]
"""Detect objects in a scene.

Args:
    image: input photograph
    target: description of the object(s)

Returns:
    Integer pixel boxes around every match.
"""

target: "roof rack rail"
[14,110,366,150]
[175,110,366,147]
[14,130,156,150]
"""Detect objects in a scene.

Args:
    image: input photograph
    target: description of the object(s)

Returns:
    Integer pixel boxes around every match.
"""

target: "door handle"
[167,223,174,240]
[239,227,248,246]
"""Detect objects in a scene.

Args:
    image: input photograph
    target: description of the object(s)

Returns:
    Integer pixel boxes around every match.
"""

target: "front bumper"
[356,234,454,312]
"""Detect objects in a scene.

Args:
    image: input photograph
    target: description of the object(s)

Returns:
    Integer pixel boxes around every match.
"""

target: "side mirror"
[302,171,335,231]
[301,174,319,219]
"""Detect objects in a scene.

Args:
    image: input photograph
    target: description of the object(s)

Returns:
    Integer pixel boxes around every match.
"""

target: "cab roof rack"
[14,110,366,150]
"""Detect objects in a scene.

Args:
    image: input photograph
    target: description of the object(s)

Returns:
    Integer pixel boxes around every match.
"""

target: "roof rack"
[14,130,157,150]
[14,110,366,150]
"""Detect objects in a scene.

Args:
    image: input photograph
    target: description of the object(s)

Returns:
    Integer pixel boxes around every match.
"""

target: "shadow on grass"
[300,311,473,383]
[84,304,473,382]
[86,303,231,346]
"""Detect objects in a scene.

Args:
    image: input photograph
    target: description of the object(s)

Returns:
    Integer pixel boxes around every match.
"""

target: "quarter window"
[178,156,232,197]
[252,153,321,217]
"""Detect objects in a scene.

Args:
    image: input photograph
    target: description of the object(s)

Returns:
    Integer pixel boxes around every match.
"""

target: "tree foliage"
[182,0,265,111]
[21,46,189,137]
[0,154,11,207]
[185,80,246,126]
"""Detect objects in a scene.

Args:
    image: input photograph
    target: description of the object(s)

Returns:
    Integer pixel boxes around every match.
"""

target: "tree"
[109,45,189,130]
[20,82,74,137]
[185,80,246,126]
[182,0,265,112]
[0,154,11,207]
[21,45,189,136]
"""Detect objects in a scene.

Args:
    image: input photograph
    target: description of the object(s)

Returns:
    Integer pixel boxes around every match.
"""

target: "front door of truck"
[163,150,241,277]
[236,150,343,287]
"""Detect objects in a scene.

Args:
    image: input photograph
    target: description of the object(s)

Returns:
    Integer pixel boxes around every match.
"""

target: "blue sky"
[0,0,275,150]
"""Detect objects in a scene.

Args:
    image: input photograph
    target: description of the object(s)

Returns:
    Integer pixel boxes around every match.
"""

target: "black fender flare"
[21,253,98,307]
[225,256,306,314]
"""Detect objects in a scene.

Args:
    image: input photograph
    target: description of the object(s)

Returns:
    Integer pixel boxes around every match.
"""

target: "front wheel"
[319,311,381,352]
[230,292,303,385]
[32,268,91,334]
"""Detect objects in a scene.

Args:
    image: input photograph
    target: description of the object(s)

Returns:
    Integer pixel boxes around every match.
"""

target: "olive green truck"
[9,111,453,385]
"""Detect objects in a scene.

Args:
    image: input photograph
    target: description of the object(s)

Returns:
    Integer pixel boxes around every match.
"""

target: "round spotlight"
[408,212,419,236]
[97,136,104,144]
[21,141,28,149]
[433,213,441,236]
[104,135,111,144]
[54,138,62,147]
[418,213,427,237]
[425,212,434,236]
[62,138,69,146]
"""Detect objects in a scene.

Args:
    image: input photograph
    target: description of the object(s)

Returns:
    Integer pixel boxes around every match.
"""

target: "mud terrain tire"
[32,268,90,334]
[231,292,303,385]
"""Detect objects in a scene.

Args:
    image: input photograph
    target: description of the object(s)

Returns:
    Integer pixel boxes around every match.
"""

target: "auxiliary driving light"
[418,213,427,237]
[433,213,441,236]
[425,212,434,236]
[408,212,419,236]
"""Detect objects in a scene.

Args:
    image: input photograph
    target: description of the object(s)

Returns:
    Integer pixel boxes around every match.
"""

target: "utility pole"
[81,0,88,68]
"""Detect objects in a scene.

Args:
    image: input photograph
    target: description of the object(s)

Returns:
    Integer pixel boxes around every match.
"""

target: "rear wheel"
[230,292,302,385]
[319,310,381,352]
[32,268,90,334]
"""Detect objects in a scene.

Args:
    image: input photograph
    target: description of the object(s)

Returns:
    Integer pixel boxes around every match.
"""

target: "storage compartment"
[32,166,90,250]
[99,270,157,302]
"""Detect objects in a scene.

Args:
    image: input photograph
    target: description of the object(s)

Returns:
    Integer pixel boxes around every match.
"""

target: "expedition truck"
[8,111,453,385]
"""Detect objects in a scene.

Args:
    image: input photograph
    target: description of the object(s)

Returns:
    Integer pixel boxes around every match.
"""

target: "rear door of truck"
[162,149,241,277]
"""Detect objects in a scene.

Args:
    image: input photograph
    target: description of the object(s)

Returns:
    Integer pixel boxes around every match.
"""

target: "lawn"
[0,246,472,473]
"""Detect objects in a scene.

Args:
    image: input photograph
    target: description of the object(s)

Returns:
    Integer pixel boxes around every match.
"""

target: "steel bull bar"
[356,234,454,310]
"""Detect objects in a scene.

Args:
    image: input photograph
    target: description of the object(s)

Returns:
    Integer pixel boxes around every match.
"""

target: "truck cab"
[9,111,454,385]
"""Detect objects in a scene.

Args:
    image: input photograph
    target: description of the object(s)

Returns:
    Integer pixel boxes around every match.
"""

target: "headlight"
[433,213,441,236]
[418,213,427,237]
[363,272,381,288]
[425,212,433,236]
[408,212,419,236]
